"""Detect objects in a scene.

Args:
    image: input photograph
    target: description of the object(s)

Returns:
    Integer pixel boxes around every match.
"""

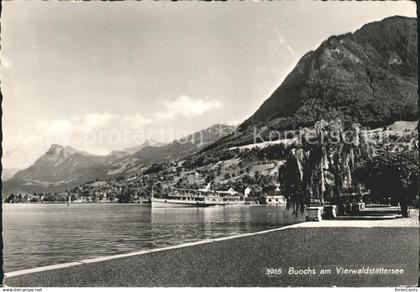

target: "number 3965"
[265,268,283,275]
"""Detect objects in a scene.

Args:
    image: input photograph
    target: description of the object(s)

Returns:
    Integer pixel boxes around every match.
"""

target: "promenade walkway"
[4,210,419,287]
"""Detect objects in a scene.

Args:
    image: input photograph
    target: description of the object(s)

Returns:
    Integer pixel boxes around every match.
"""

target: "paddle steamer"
[151,185,243,208]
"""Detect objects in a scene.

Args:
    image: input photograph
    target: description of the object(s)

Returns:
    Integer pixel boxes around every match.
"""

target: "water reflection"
[3,204,304,272]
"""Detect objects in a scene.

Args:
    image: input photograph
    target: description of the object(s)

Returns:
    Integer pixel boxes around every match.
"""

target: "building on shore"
[266,195,286,205]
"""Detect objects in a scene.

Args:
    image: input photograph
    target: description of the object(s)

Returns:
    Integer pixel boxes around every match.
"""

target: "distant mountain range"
[3,16,418,196]
[3,145,111,194]
[3,124,235,194]
[123,140,164,155]
[107,124,236,175]
[206,16,418,151]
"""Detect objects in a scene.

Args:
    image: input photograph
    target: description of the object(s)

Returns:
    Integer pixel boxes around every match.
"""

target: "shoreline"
[2,202,152,205]
[4,209,418,286]
[4,222,301,278]
[2,202,276,207]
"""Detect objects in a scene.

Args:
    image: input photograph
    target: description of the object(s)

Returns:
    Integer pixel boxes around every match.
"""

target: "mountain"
[3,145,110,194]
[1,168,20,181]
[123,140,164,155]
[7,16,416,195]
[206,16,418,151]
[136,124,236,158]
[3,124,235,194]
[107,124,236,174]
[107,150,130,161]
[106,141,164,160]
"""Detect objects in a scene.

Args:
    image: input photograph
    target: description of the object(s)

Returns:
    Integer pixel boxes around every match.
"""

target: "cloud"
[155,95,222,121]
[37,119,75,146]
[74,112,116,133]
[2,119,76,168]
[84,112,115,129]
[44,120,74,137]
[66,112,151,132]
[3,111,151,152]
[123,113,152,129]
[3,103,211,168]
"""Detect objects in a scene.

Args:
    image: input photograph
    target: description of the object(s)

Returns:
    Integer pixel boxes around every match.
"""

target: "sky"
[1,1,416,169]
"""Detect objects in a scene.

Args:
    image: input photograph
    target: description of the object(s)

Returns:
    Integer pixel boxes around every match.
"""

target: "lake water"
[3,203,304,272]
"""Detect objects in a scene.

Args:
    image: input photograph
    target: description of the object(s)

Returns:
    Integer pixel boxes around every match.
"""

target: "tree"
[145,163,167,175]
[205,173,215,184]
[279,119,373,215]
[279,153,307,215]
[5,193,15,203]
[254,171,260,180]
[353,150,418,217]
[118,186,131,203]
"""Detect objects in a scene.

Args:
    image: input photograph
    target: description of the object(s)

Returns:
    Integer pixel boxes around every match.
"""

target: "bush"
[353,150,419,216]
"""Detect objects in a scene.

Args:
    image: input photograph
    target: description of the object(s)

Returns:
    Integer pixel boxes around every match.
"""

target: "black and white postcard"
[1,1,419,289]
